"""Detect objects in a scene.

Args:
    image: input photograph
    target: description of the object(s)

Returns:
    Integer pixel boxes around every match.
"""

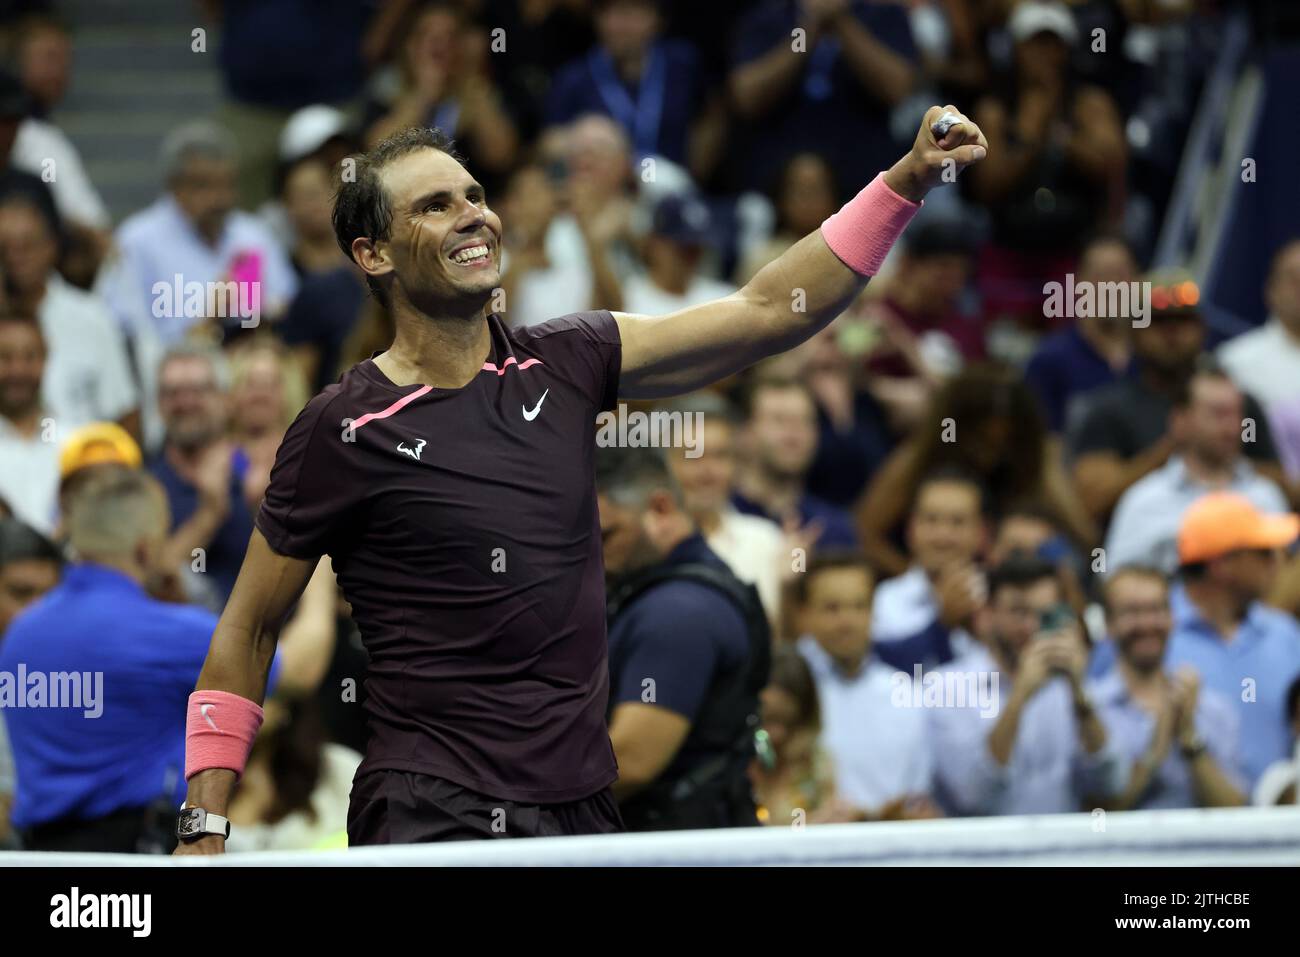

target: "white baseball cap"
[1008,1,1079,46]
[279,105,349,163]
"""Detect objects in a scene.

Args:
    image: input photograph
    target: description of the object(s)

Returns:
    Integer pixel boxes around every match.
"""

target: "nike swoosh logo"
[200,703,220,733]
[522,388,549,422]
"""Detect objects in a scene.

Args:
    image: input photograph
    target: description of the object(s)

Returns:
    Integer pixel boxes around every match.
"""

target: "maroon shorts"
[347,770,625,845]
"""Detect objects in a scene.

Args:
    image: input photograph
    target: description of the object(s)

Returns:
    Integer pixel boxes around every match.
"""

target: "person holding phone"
[928,554,1127,816]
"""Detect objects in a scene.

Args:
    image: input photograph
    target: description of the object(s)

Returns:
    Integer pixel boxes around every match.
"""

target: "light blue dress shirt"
[1104,456,1288,575]
[1087,665,1246,808]
[1164,585,1300,787]
[928,644,1128,816]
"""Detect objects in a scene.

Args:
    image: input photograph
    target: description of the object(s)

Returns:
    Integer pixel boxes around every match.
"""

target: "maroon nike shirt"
[256,310,621,803]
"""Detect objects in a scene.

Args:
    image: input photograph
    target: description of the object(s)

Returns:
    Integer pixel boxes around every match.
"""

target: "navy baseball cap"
[651,193,714,245]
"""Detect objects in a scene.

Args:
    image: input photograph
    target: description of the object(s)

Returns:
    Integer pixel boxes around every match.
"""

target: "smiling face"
[364,148,503,315]
[1105,571,1171,674]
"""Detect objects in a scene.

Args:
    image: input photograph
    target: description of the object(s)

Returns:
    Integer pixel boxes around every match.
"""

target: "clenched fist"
[884,105,989,203]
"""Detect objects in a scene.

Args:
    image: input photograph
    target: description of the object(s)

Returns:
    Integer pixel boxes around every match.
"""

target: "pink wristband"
[184,689,265,781]
[819,172,923,277]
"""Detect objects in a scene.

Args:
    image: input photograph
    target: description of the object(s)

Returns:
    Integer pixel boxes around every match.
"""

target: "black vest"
[606,561,772,831]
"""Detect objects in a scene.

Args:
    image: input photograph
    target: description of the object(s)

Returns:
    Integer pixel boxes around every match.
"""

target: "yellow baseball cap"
[59,422,143,480]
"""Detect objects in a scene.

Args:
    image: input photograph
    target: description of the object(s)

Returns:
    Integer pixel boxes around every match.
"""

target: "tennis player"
[175,106,987,851]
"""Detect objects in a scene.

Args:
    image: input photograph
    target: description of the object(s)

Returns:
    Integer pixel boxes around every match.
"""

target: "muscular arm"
[1073,435,1174,520]
[608,702,691,801]
[615,106,988,399]
[175,529,318,854]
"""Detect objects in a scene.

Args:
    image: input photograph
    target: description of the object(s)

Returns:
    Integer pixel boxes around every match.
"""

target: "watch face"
[176,808,204,838]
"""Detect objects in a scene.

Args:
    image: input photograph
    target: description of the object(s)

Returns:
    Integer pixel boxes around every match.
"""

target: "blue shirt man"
[1,563,276,831]
[1024,325,1132,434]
[149,447,255,610]
[1162,492,1300,787]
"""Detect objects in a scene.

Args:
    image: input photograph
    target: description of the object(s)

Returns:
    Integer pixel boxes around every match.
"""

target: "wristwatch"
[1179,736,1208,761]
[175,804,231,842]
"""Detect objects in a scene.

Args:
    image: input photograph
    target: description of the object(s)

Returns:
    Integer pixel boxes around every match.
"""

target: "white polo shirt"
[39,273,138,430]
[797,635,933,811]
[0,413,61,534]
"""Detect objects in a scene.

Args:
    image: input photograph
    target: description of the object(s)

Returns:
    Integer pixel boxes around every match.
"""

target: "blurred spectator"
[861,217,983,393]
[1023,231,1138,434]
[497,162,623,326]
[727,0,917,198]
[928,555,1127,815]
[661,391,786,625]
[1218,239,1300,412]
[147,344,253,611]
[542,115,643,282]
[1166,493,1300,787]
[478,0,596,141]
[733,376,859,549]
[966,1,1126,329]
[794,552,937,820]
[256,104,359,252]
[856,362,1095,577]
[0,515,60,634]
[207,0,377,208]
[734,151,839,285]
[11,12,69,119]
[988,499,1087,618]
[0,313,56,533]
[0,195,138,433]
[1252,675,1300,806]
[0,515,61,845]
[546,0,724,181]
[0,67,58,236]
[622,193,733,314]
[2,65,109,240]
[363,1,519,197]
[99,120,298,447]
[871,467,987,673]
[55,423,144,551]
[1089,565,1246,810]
[267,111,366,391]
[1104,369,1288,575]
[0,468,230,851]
[276,192,369,392]
[598,445,769,831]
[226,337,310,512]
[224,698,362,852]
[0,466,328,852]
[750,643,846,825]
[787,323,896,509]
[281,157,347,278]
[1069,288,1281,522]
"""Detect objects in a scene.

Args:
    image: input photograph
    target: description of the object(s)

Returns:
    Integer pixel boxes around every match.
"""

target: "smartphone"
[1038,603,1074,635]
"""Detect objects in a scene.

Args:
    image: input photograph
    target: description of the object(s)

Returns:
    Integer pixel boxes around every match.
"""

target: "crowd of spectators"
[1,0,1299,850]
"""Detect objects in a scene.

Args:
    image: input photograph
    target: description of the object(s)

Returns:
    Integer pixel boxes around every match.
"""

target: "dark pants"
[22,805,177,854]
[347,770,624,845]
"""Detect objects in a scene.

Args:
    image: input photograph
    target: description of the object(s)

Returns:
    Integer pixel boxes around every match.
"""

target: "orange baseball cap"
[1177,492,1300,564]
[59,422,143,480]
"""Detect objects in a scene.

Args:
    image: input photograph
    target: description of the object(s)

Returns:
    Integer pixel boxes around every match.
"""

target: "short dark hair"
[792,550,874,607]
[737,374,815,422]
[987,554,1060,602]
[332,126,467,305]
[912,464,990,518]
[594,444,680,508]
[1101,564,1169,614]
[1171,361,1235,411]
[0,518,63,571]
